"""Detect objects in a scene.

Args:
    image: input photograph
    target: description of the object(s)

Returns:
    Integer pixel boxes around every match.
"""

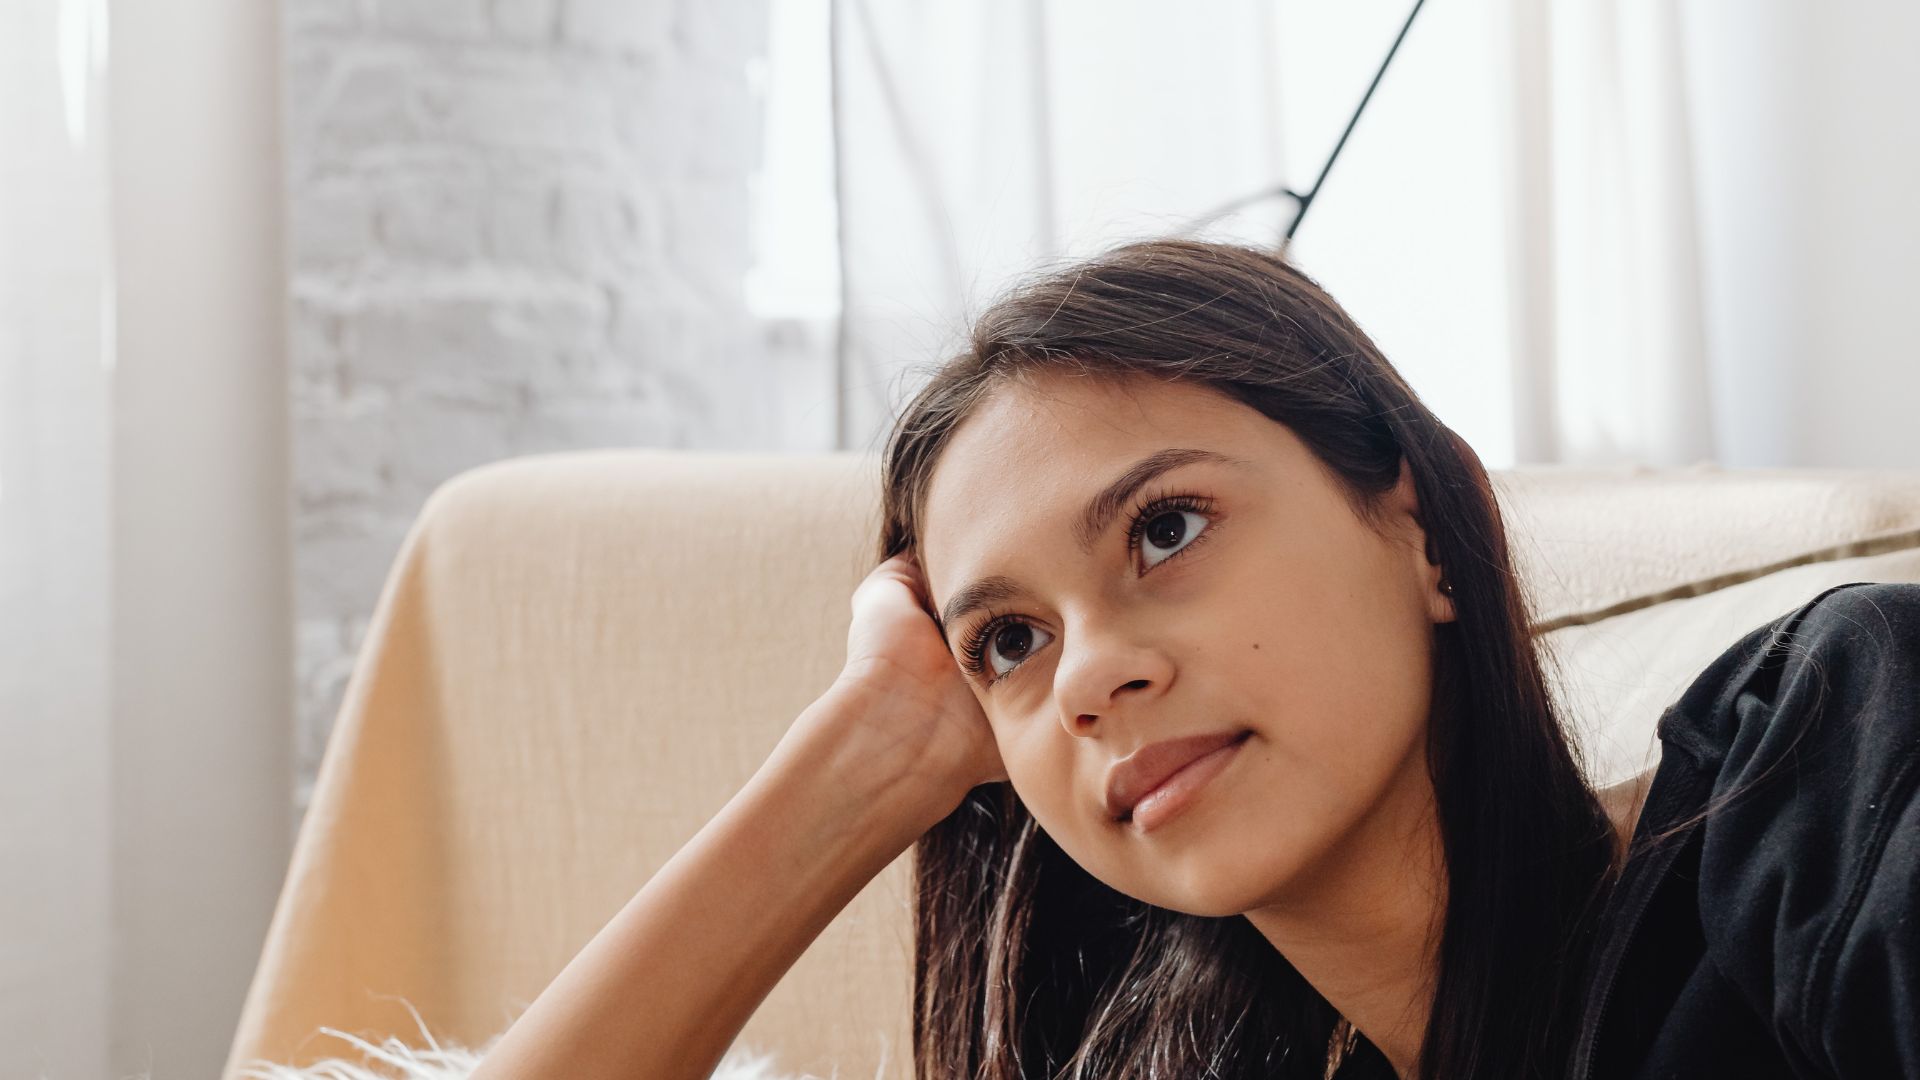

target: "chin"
[1053,818,1297,917]
[1119,861,1284,918]
[1150,893,1257,919]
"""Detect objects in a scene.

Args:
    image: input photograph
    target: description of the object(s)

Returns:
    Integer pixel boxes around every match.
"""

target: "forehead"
[917,372,1283,604]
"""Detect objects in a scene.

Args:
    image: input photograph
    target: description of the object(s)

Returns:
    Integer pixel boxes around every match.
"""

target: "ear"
[1390,456,1456,625]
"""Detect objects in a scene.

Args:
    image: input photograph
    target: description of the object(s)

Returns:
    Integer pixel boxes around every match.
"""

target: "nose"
[1052,621,1174,737]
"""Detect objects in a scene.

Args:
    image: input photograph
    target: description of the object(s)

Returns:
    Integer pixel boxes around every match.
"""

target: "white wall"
[281,0,834,818]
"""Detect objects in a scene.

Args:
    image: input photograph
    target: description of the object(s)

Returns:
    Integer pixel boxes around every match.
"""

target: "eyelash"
[957,490,1218,685]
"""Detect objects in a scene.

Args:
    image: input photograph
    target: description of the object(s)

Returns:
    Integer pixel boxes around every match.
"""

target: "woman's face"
[916,371,1454,916]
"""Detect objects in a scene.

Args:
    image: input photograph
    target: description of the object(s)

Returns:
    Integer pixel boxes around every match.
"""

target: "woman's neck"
[1596,766,1656,872]
[1241,745,1445,1080]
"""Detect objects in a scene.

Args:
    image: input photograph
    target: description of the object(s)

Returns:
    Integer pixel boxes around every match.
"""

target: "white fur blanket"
[212,1002,874,1080]
[228,1032,808,1080]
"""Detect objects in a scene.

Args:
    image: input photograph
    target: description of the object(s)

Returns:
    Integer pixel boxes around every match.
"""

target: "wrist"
[772,681,969,840]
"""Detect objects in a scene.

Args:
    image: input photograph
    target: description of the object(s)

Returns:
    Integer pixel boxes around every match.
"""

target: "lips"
[1104,729,1251,821]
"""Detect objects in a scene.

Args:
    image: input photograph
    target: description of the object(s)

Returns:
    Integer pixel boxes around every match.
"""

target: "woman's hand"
[809,552,1008,818]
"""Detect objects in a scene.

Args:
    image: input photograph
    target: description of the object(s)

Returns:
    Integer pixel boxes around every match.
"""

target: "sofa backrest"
[224,452,1920,1079]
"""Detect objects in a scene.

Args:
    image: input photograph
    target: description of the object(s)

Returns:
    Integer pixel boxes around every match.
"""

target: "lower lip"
[1126,732,1250,834]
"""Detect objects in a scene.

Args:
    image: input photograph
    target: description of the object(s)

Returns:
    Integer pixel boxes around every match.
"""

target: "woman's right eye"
[983,620,1055,680]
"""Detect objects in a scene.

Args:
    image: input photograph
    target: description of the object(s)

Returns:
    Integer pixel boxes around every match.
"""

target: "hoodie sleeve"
[1817,762,1920,1077]
[1689,581,1920,1077]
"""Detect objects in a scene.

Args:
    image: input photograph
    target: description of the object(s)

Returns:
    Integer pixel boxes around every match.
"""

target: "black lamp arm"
[1181,0,1428,252]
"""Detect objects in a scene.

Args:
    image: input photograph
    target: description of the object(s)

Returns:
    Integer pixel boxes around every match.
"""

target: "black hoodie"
[1569,579,1920,1078]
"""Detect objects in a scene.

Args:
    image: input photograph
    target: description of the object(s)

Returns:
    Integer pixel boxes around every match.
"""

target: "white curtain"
[830,0,1292,454]
[829,0,1718,469]
[1,3,291,1077]
[0,3,116,1078]
[1501,0,1715,466]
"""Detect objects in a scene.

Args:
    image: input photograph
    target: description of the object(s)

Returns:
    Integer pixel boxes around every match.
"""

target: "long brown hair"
[876,238,1620,1079]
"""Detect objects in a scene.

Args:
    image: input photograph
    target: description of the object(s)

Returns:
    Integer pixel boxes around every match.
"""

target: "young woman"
[468,240,1919,1079]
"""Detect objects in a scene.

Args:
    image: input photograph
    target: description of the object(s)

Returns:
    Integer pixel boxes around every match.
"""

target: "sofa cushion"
[1541,544,1920,788]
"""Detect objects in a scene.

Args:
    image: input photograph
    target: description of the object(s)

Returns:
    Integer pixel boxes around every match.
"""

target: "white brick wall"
[285,0,831,816]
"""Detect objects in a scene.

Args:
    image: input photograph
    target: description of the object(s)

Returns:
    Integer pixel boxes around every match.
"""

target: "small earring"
[1439,578,1454,596]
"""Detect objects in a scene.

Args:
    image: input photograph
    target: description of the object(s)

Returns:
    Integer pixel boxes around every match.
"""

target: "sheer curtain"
[1,3,291,1078]
[827,0,1719,469]
[1500,0,1715,466]
[830,0,1292,453]
[0,3,116,1078]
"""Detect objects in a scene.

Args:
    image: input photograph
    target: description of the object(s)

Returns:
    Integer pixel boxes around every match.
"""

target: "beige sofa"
[223,451,1920,1079]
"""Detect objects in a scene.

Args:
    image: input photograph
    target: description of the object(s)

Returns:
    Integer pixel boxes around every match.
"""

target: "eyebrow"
[936,447,1244,638]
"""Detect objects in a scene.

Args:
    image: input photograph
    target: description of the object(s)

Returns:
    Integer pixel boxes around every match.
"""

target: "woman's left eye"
[1138,509,1209,568]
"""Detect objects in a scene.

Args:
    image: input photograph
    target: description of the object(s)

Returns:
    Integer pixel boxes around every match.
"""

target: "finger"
[863,554,910,590]
[899,567,936,617]
[871,553,928,600]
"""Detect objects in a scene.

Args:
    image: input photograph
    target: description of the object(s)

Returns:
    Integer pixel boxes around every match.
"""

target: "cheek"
[998,727,1109,854]
[1251,602,1432,813]
[998,723,1071,816]
[1213,540,1433,777]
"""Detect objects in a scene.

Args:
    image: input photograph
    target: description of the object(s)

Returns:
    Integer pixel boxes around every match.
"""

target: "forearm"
[469,689,953,1080]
